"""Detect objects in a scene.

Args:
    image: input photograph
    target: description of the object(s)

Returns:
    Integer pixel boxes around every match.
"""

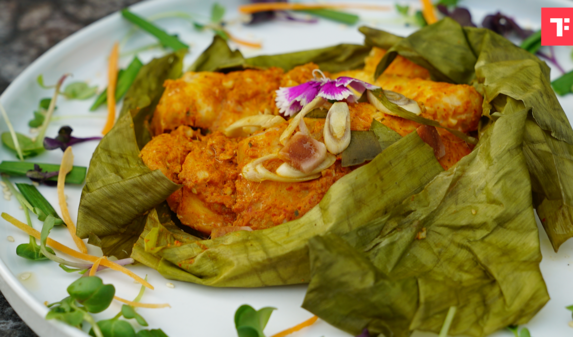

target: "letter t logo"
[542,8,573,46]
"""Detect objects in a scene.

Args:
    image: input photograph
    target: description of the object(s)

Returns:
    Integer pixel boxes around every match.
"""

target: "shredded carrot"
[114,296,171,308]
[102,42,119,135]
[271,316,319,337]
[1,213,153,290]
[225,31,262,49]
[239,3,389,14]
[420,0,438,24]
[57,147,88,254]
[89,256,104,276]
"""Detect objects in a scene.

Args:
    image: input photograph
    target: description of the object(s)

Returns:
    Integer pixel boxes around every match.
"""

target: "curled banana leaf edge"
[76,18,573,336]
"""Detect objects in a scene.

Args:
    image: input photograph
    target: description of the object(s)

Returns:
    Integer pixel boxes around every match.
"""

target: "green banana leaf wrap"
[301,18,573,336]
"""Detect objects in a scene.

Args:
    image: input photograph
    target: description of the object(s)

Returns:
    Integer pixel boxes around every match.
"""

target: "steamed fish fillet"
[334,46,431,82]
[140,101,470,235]
[151,64,320,136]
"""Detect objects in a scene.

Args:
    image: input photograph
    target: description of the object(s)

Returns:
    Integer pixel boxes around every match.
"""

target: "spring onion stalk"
[0,103,24,161]
[438,306,457,337]
[0,161,87,184]
[120,9,189,51]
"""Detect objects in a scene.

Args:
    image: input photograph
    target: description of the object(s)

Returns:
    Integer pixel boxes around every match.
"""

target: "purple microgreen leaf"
[437,5,476,27]
[26,164,59,186]
[355,329,370,337]
[245,0,287,25]
[481,12,533,39]
[43,126,102,152]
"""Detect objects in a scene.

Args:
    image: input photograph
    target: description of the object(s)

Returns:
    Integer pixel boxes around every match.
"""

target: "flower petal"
[318,80,354,101]
[335,76,380,96]
[275,81,321,117]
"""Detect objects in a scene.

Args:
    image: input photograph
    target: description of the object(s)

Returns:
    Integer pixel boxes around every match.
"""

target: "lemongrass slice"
[224,115,286,137]
[323,102,351,154]
[276,153,336,178]
[242,154,321,182]
[280,96,326,145]
[255,163,321,182]
[367,90,421,116]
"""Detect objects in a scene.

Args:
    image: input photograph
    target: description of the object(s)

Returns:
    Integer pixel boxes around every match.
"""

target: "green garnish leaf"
[210,3,226,23]
[121,9,189,51]
[37,75,55,89]
[16,183,65,224]
[67,276,115,314]
[90,57,143,111]
[413,10,427,27]
[89,318,136,337]
[193,22,205,30]
[122,305,148,327]
[551,70,573,96]
[295,8,359,25]
[520,30,541,55]
[1,132,45,158]
[234,304,275,337]
[135,329,169,337]
[46,297,85,328]
[16,238,54,261]
[519,328,532,337]
[395,4,409,16]
[0,161,87,184]
[436,0,461,6]
[213,29,229,40]
[63,82,98,100]
[59,264,86,273]
[28,112,45,128]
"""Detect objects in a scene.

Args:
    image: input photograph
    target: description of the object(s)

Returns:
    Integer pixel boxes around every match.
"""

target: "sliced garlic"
[367,90,421,116]
[276,153,336,178]
[224,115,286,137]
[324,102,351,154]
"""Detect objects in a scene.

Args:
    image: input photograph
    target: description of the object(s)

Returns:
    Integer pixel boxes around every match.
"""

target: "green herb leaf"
[551,70,573,96]
[46,297,85,328]
[121,9,189,51]
[67,276,115,314]
[37,75,55,89]
[59,264,86,273]
[193,22,205,30]
[1,132,45,158]
[519,327,532,337]
[520,30,542,54]
[16,183,65,225]
[395,4,409,16]
[16,238,54,261]
[413,10,427,27]
[28,112,45,128]
[90,57,144,111]
[121,305,148,327]
[294,8,359,25]
[63,82,98,100]
[0,161,87,184]
[210,3,226,23]
[213,29,229,40]
[234,305,275,337]
[89,318,136,337]
[135,329,169,337]
[436,0,460,6]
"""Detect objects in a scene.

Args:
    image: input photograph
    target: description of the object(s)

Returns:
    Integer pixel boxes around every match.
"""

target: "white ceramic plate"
[1,0,573,336]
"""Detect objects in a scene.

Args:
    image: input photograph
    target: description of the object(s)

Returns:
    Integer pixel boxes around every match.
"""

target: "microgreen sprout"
[43,126,102,152]
[507,325,532,337]
[1,176,54,261]
[0,102,25,161]
[234,304,276,337]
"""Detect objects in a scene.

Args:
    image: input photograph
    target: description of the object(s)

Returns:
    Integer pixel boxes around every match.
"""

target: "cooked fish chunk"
[376,75,482,133]
[151,68,284,135]
[334,47,431,82]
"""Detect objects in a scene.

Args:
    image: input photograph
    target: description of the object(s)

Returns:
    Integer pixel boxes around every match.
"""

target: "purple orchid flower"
[43,126,102,152]
[275,70,379,117]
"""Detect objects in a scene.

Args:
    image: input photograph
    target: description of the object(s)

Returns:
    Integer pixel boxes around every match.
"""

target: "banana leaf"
[368,18,573,251]
[303,101,549,337]
[76,52,185,259]
[189,35,370,73]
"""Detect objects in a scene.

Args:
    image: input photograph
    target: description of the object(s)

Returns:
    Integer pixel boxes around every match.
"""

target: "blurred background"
[0,2,141,335]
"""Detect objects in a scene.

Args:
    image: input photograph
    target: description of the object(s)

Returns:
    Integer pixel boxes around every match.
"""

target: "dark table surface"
[0,1,141,335]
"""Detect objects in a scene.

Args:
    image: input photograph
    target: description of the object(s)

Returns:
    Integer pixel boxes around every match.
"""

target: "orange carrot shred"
[226,31,262,49]
[1,213,153,290]
[89,256,104,276]
[271,316,319,337]
[57,147,88,254]
[420,0,438,24]
[102,42,119,135]
[114,296,171,308]
[239,3,389,14]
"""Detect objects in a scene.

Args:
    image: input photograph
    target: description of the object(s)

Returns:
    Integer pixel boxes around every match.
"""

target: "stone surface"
[0,1,142,334]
